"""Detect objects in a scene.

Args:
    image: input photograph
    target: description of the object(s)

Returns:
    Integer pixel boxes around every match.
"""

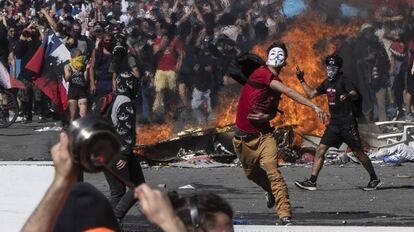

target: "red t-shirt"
[235,66,281,134]
[154,36,182,71]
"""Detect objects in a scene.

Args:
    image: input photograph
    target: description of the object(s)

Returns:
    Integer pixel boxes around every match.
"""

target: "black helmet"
[112,33,127,56]
[325,54,343,68]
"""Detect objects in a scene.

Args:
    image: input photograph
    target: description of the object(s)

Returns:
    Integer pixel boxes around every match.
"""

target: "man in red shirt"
[152,23,183,115]
[233,42,327,225]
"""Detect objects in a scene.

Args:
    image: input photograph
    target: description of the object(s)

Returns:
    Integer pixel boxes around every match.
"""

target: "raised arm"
[296,66,320,99]
[270,79,327,123]
[21,133,78,232]
[40,8,58,32]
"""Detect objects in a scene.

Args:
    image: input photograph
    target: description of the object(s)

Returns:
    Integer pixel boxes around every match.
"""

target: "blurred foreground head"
[169,192,234,232]
[54,183,120,232]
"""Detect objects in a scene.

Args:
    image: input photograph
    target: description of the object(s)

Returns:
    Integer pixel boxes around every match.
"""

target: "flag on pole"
[0,62,26,89]
[26,30,70,113]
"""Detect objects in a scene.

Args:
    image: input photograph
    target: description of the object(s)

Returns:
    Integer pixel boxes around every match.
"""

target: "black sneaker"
[265,192,275,208]
[363,179,382,191]
[277,216,292,225]
[295,178,317,191]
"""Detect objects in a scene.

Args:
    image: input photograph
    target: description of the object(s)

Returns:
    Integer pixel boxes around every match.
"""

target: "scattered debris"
[178,184,195,190]
[370,143,414,164]
[157,184,167,188]
[34,126,62,132]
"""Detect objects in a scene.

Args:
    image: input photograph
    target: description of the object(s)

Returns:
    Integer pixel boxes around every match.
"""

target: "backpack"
[227,53,284,115]
[227,53,266,86]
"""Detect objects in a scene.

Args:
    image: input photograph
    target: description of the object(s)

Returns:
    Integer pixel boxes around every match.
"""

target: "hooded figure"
[103,34,145,221]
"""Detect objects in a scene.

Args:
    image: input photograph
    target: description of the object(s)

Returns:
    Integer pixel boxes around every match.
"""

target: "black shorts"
[68,86,88,100]
[320,123,362,150]
[177,72,192,87]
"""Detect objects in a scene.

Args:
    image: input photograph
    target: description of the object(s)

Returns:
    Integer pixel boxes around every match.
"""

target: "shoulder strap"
[246,79,268,89]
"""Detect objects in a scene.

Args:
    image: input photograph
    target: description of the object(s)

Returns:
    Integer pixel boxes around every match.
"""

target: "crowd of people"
[0,0,413,126]
[1,0,414,231]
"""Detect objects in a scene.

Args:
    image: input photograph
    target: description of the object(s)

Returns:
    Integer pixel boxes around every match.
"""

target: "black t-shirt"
[193,48,215,91]
[316,75,356,125]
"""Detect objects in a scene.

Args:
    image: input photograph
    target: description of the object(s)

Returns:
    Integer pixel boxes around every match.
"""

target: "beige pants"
[233,133,292,218]
[154,70,177,92]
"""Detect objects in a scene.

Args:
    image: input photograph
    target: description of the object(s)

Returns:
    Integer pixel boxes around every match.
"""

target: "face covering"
[326,65,339,81]
[266,47,286,68]
[70,55,85,71]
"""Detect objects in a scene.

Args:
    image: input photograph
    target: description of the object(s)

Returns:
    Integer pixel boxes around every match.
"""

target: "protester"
[89,32,115,113]
[295,54,382,191]
[354,23,390,123]
[233,42,327,225]
[103,33,146,222]
[64,48,88,123]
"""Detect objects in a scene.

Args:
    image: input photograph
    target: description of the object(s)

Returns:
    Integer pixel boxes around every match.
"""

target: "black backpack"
[227,53,266,86]
[227,53,284,114]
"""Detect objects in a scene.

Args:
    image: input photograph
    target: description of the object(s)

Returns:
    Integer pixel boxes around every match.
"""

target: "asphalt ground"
[1,120,414,231]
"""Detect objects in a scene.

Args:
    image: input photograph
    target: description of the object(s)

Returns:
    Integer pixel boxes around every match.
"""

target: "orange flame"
[252,16,358,139]
[137,123,173,145]
[136,15,358,146]
[214,91,238,127]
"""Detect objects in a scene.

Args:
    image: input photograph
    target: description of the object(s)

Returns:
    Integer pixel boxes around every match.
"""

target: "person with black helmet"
[295,54,382,191]
[103,33,146,222]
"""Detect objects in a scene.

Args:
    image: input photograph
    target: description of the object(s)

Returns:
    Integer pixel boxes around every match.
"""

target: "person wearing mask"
[64,48,88,123]
[191,28,216,124]
[103,34,146,222]
[89,33,115,114]
[129,32,155,123]
[295,55,382,191]
[233,42,327,225]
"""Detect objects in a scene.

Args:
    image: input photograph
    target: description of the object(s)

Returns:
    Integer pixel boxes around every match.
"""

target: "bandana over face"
[266,47,286,68]
[326,65,339,81]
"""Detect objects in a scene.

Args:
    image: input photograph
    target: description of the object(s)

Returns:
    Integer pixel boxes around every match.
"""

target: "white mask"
[266,47,286,68]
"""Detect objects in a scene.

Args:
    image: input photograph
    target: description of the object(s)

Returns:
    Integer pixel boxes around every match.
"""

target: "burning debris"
[134,124,320,166]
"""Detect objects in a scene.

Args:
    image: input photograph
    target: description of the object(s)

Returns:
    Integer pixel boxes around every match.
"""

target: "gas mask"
[266,47,286,68]
[326,65,339,81]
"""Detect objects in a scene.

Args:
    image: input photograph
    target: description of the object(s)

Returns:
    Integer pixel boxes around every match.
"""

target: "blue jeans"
[140,85,151,120]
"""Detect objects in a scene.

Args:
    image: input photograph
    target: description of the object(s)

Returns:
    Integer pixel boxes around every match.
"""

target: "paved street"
[1,121,414,231]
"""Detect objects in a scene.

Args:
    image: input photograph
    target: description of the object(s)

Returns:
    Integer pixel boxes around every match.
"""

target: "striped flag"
[26,30,70,113]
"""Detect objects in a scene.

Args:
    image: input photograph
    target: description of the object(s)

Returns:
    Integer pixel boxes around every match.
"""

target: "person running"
[233,42,327,225]
[64,48,88,123]
[294,54,382,191]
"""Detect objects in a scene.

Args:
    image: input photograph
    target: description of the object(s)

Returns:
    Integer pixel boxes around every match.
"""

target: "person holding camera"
[134,184,234,232]
[14,24,48,123]
[103,33,146,222]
